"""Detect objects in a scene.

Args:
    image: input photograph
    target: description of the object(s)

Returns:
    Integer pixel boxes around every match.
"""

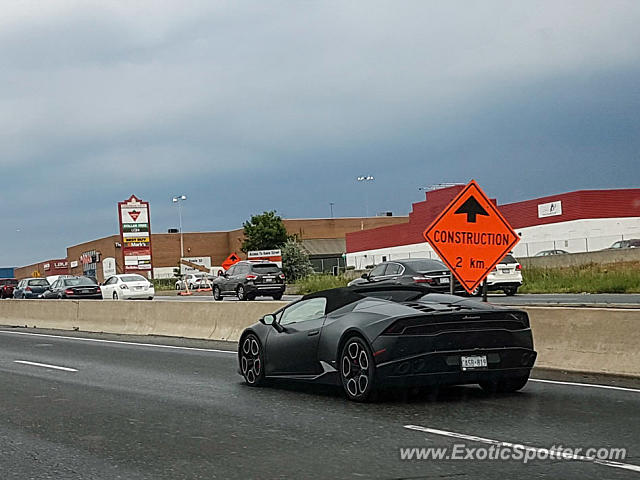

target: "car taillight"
[413,276,435,284]
[279,274,285,280]
[25,286,32,292]
[516,264,522,271]
[246,274,257,281]
[96,287,101,293]
[65,289,74,295]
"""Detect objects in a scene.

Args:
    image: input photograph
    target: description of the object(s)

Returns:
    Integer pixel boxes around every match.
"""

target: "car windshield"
[120,275,147,283]
[499,254,517,264]
[64,277,96,286]
[28,279,49,286]
[404,259,446,272]
[252,264,281,274]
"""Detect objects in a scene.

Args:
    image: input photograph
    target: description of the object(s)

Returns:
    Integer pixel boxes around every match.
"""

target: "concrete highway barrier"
[0,301,638,377]
[521,306,640,378]
[0,300,288,342]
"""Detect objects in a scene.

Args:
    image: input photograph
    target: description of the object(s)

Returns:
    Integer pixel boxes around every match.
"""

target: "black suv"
[212,261,285,301]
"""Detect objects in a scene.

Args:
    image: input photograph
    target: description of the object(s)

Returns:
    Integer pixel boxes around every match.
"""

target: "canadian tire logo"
[128,210,141,221]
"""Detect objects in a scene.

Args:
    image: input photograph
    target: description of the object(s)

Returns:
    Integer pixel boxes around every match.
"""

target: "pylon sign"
[423,180,519,293]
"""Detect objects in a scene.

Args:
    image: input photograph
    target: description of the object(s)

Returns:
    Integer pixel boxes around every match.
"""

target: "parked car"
[607,239,640,249]
[101,274,155,300]
[534,249,569,256]
[347,258,463,293]
[0,278,18,299]
[175,273,209,290]
[212,261,285,301]
[238,284,536,401]
[42,276,101,299]
[13,278,50,299]
[476,254,522,296]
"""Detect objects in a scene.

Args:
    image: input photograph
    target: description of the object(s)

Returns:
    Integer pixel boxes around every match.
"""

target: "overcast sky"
[2,0,639,266]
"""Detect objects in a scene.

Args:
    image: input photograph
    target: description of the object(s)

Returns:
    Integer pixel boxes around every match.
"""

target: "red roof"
[346,187,640,253]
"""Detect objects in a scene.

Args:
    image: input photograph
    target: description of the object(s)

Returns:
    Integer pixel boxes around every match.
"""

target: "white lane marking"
[0,330,236,355]
[404,425,640,473]
[530,378,640,394]
[14,360,78,372]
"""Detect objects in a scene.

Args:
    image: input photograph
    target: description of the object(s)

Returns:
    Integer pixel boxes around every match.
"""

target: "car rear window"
[405,259,447,272]
[28,279,49,286]
[64,277,96,286]
[251,264,281,274]
[1,279,17,286]
[499,254,518,264]
[120,275,147,283]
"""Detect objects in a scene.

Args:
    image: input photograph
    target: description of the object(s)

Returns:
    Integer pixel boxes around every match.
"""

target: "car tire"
[237,285,247,301]
[113,291,119,300]
[480,374,529,394]
[272,293,283,300]
[239,334,265,387]
[340,336,376,402]
[504,287,518,296]
[213,286,222,301]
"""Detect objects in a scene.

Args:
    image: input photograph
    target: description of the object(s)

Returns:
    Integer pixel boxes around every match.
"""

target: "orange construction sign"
[423,180,519,293]
[221,252,241,271]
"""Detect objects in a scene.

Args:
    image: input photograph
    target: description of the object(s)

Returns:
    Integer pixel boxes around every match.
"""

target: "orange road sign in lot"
[423,180,519,293]
[221,253,241,271]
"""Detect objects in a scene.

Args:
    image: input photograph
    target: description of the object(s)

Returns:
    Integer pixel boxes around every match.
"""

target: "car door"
[265,297,328,376]
[101,276,116,298]
[220,265,236,293]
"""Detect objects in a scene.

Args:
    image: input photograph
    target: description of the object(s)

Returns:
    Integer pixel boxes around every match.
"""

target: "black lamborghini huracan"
[238,285,536,401]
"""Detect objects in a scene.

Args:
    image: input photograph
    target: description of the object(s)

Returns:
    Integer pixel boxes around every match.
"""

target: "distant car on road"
[477,254,522,296]
[42,276,101,300]
[101,274,155,300]
[0,278,18,299]
[534,249,569,256]
[212,261,285,301]
[347,258,462,293]
[607,239,640,250]
[238,284,536,401]
[13,278,50,299]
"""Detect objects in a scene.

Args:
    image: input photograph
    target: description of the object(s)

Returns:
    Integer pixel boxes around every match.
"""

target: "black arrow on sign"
[454,196,489,223]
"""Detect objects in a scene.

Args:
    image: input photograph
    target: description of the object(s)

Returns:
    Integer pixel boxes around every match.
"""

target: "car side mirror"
[361,273,369,279]
[260,314,284,332]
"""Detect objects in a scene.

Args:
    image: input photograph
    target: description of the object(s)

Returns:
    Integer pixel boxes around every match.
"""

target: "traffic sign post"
[423,180,519,297]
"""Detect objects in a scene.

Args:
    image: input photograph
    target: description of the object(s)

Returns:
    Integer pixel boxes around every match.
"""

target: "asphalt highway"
[1,327,639,479]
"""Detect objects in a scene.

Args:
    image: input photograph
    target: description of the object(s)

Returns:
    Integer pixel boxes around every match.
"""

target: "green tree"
[241,211,289,252]
[282,238,314,281]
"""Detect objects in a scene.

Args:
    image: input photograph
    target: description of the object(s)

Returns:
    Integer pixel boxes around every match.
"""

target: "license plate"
[461,355,487,370]
[439,277,450,284]
[135,286,144,290]
[502,269,510,274]
[81,289,91,294]
[264,278,274,283]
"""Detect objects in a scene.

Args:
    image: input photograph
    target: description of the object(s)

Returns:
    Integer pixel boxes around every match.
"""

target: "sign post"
[423,180,519,299]
[118,195,153,277]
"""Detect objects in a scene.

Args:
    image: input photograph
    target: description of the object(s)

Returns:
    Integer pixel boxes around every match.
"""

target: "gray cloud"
[1,0,639,265]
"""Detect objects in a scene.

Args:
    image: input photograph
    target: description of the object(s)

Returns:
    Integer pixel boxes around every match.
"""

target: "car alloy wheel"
[237,285,247,301]
[213,286,222,301]
[240,334,264,386]
[341,336,375,402]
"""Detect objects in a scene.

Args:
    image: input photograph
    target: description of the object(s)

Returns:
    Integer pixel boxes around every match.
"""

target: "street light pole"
[172,195,188,258]
[357,175,375,217]
[330,202,335,218]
